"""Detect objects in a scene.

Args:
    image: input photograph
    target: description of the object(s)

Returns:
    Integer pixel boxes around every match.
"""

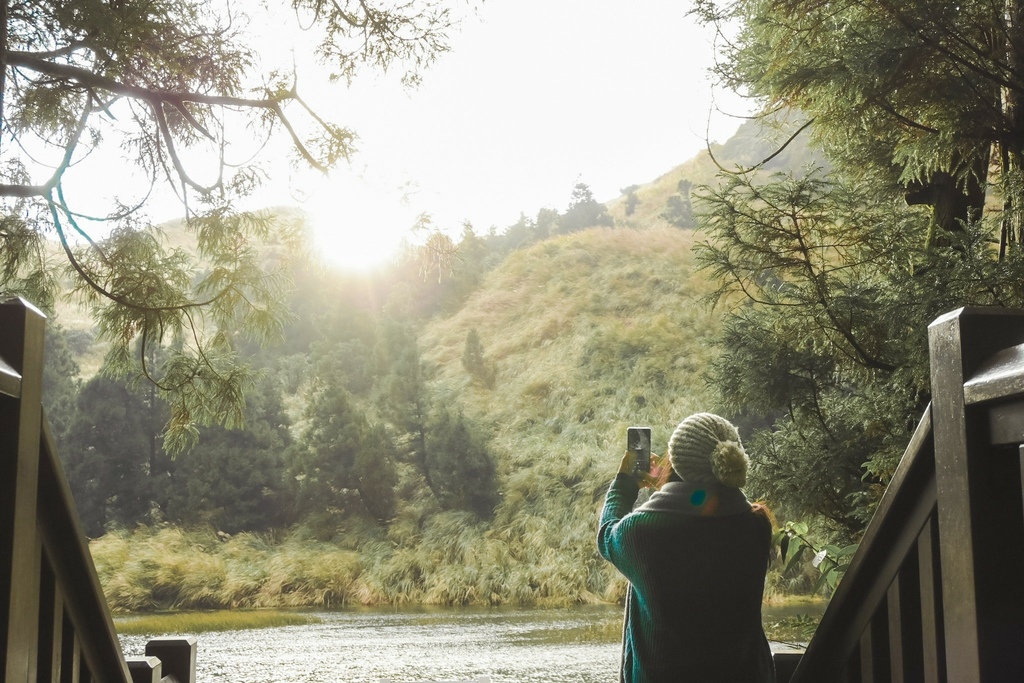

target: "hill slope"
[605,115,827,228]
[423,225,720,456]
[403,225,724,603]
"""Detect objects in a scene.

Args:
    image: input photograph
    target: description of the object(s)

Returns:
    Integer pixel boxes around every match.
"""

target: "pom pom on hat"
[668,413,749,488]
[710,440,748,488]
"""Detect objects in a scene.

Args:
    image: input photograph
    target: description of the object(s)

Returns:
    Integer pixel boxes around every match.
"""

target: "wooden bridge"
[3,296,1024,681]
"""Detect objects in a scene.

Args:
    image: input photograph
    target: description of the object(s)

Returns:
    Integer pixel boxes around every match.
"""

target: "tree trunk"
[904,166,986,247]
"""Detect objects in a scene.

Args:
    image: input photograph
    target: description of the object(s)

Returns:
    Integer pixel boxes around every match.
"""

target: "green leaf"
[784,544,807,576]
[811,568,831,596]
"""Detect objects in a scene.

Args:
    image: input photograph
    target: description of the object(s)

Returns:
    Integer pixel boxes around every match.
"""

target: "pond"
[118,603,819,683]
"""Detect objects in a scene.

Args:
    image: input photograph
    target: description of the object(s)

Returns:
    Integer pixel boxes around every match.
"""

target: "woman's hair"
[750,502,776,527]
[652,460,681,489]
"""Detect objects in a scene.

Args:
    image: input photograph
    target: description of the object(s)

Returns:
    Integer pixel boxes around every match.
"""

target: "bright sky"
[51,0,750,271]
[257,0,752,270]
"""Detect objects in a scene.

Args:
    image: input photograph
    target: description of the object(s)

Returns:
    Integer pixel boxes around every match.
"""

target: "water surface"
[120,603,816,682]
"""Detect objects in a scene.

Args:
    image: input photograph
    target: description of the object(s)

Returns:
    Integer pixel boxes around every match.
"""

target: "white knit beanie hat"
[668,413,749,488]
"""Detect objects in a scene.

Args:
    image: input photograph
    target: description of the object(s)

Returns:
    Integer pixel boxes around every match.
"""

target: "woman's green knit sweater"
[597,474,775,683]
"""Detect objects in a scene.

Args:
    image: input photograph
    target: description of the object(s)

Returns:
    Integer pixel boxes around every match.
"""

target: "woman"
[597,413,775,682]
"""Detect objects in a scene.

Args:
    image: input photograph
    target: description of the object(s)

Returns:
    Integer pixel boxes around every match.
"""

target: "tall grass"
[92,528,367,611]
[114,610,320,635]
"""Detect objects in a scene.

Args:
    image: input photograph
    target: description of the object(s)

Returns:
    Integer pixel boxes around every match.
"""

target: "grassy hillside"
[605,151,721,228]
[422,225,720,464]
[80,117,828,610]
[90,225,726,610]
[421,225,723,603]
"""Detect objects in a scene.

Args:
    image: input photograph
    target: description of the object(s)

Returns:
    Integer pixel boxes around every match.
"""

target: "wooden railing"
[0,297,196,683]
[8,298,1024,681]
[786,306,1024,682]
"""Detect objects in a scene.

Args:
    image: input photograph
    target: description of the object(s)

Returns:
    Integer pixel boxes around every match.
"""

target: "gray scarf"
[635,480,752,516]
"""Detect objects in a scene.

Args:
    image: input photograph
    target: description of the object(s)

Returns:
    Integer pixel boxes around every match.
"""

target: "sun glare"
[304,176,417,273]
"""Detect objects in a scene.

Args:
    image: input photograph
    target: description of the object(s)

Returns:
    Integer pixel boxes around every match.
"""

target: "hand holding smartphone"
[627,426,652,477]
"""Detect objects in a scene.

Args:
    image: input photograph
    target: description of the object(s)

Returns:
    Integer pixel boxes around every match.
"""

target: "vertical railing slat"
[887,577,904,683]
[860,623,875,683]
[871,601,892,683]
[1020,445,1024,536]
[37,553,64,683]
[59,614,79,683]
[846,643,862,683]
[917,517,945,683]
[859,607,895,683]
[890,551,924,683]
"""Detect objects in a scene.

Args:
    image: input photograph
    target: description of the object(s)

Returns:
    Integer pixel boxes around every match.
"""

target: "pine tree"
[461,328,495,388]
[558,182,614,234]
[425,405,499,518]
[63,376,162,535]
[697,169,1024,535]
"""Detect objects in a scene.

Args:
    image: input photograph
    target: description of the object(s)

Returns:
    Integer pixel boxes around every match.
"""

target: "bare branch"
[152,98,223,194]
[6,50,294,110]
[266,96,330,173]
[707,117,817,175]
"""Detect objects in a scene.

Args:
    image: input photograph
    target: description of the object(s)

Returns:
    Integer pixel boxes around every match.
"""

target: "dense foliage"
[697,171,1024,533]
[692,0,1024,536]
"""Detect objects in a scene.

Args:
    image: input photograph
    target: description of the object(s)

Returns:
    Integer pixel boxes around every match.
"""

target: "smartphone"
[627,426,652,476]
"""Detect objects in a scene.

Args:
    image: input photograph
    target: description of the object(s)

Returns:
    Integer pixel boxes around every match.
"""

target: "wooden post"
[145,637,197,683]
[928,306,1024,681]
[126,656,163,683]
[0,297,47,683]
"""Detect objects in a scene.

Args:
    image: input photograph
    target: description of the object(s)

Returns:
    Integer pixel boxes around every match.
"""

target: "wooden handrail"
[787,306,1024,682]
[36,417,133,682]
[789,408,940,681]
[0,297,196,683]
